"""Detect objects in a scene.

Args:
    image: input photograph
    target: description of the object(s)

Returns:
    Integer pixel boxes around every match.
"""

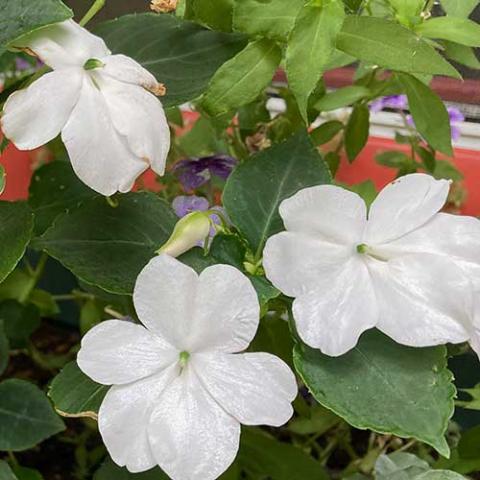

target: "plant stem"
[19,253,48,303]
[79,0,106,27]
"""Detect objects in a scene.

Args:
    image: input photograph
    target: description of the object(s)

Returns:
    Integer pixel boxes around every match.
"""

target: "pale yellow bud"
[150,0,177,13]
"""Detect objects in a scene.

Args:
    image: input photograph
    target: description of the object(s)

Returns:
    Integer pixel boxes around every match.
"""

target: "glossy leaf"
[416,17,480,47]
[0,379,65,451]
[48,361,108,419]
[398,73,453,156]
[232,0,305,41]
[286,0,345,121]
[223,130,331,256]
[315,86,370,112]
[0,202,34,284]
[94,13,247,107]
[294,330,455,457]
[34,192,177,294]
[0,0,72,54]
[29,161,98,236]
[344,104,370,162]
[202,39,282,116]
[336,16,460,78]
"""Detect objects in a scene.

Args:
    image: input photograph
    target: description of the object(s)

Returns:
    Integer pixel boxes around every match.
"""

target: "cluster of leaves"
[0,0,480,479]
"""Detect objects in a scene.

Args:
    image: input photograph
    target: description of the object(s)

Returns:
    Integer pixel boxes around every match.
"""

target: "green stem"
[19,253,48,303]
[79,0,106,27]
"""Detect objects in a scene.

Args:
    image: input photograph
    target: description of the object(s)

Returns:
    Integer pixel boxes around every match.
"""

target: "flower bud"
[157,211,211,258]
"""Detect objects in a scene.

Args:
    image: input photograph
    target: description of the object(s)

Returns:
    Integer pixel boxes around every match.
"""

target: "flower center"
[356,243,388,262]
[179,350,190,369]
[356,243,369,254]
[83,58,105,71]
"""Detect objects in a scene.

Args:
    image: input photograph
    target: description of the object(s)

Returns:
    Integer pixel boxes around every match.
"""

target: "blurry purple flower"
[447,106,465,124]
[407,106,465,142]
[173,154,237,190]
[370,95,408,113]
[14,57,44,72]
[172,195,209,218]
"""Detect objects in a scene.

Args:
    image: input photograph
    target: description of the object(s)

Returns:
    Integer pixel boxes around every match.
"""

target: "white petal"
[101,54,161,93]
[148,368,240,480]
[99,364,178,473]
[279,185,367,244]
[365,173,450,244]
[369,254,471,347]
[292,256,378,356]
[77,320,177,385]
[12,20,110,69]
[193,352,297,426]
[263,231,353,297]
[190,264,259,353]
[61,75,147,195]
[99,77,170,176]
[375,213,480,290]
[133,255,198,349]
[1,69,82,150]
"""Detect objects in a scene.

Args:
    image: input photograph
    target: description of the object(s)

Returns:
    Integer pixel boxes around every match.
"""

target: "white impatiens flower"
[264,173,480,357]
[1,20,170,196]
[77,255,297,480]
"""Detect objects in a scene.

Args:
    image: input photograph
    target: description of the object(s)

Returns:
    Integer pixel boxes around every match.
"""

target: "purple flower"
[370,95,408,113]
[172,195,209,218]
[173,154,237,191]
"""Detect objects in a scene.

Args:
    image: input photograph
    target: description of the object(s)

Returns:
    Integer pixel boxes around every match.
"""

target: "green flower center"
[83,58,105,71]
[179,350,190,368]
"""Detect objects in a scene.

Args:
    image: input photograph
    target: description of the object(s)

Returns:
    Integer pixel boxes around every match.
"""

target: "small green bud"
[83,58,105,71]
[356,243,368,254]
[157,211,211,258]
[179,350,190,368]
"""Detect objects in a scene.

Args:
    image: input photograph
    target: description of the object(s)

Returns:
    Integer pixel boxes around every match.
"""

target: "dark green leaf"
[232,0,305,41]
[94,13,247,107]
[0,461,17,480]
[398,73,453,156]
[238,428,329,480]
[0,301,40,348]
[193,0,233,31]
[11,466,43,480]
[443,41,480,70]
[0,0,72,54]
[315,86,370,112]
[48,361,108,419]
[310,121,344,145]
[94,458,169,480]
[337,16,460,78]
[223,130,331,256]
[415,17,480,47]
[294,330,455,457]
[345,104,370,162]
[376,151,411,168]
[286,0,345,121]
[34,192,177,294]
[288,405,341,436]
[29,161,98,236]
[325,151,341,177]
[202,39,281,116]
[0,202,34,284]
[344,180,378,207]
[0,321,8,376]
[458,425,480,459]
[0,379,65,451]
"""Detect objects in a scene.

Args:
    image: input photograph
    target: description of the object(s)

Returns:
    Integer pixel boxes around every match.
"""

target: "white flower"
[1,20,170,196]
[264,173,480,356]
[77,254,297,479]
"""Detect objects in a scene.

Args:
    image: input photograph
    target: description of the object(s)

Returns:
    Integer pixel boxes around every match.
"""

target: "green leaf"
[442,41,480,70]
[288,405,341,436]
[94,13,247,107]
[343,180,378,207]
[336,16,460,78]
[294,330,455,457]
[0,379,65,451]
[345,104,370,162]
[376,151,411,168]
[34,192,177,294]
[29,161,98,237]
[0,202,34,284]
[11,467,43,480]
[440,0,479,18]
[415,17,480,47]
[286,0,345,121]
[397,73,453,156]
[223,130,331,257]
[202,39,281,117]
[433,160,463,181]
[48,361,108,419]
[0,165,5,195]
[238,428,329,480]
[415,472,466,480]
[232,0,305,41]
[0,461,17,480]
[315,86,370,112]
[310,120,344,145]
[0,0,72,55]
[192,0,234,31]
[0,301,40,348]
[376,452,430,480]
[94,458,169,480]
[0,321,8,376]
